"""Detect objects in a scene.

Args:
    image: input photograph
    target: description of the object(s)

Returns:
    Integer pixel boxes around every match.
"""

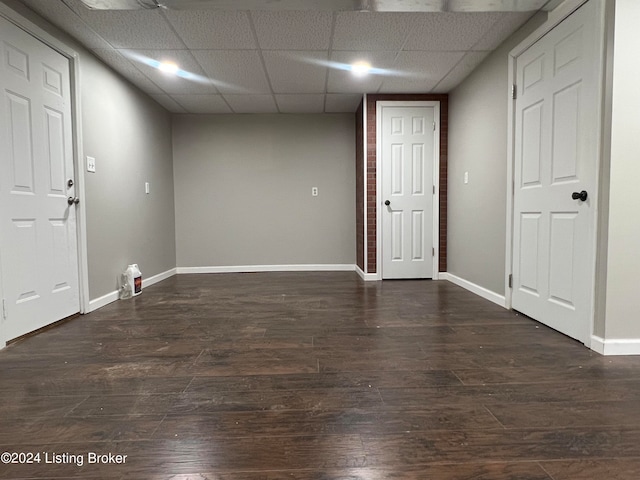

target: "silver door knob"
[67,197,80,206]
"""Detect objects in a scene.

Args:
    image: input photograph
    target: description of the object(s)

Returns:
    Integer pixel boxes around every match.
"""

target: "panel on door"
[0,15,79,343]
[511,0,602,344]
[381,106,436,279]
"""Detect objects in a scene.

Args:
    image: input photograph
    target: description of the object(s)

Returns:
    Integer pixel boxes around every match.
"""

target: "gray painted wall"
[1,1,176,300]
[173,114,355,268]
[81,54,176,298]
[447,12,546,296]
[601,0,640,339]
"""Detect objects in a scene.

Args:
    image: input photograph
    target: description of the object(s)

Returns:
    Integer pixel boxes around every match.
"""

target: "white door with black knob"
[380,104,438,279]
[0,15,80,342]
[512,0,603,344]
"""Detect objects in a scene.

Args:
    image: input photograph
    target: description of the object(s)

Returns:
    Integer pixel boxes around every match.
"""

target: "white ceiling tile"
[252,11,333,50]
[74,9,185,49]
[263,51,328,94]
[432,51,491,92]
[18,3,546,114]
[150,94,187,113]
[325,94,363,113]
[163,10,256,50]
[224,95,278,114]
[120,49,217,94]
[276,95,325,113]
[380,51,465,93]
[474,11,537,50]
[92,49,163,94]
[404,12,503,51]
[327,51,397,94]
[20,0,111,49]
[172,95,232,114]
[333,12,417,51]
[192,50,271,94]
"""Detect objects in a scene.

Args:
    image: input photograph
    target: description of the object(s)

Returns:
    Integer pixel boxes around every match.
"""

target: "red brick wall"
[365,94,448,274]
[355,100,365,272]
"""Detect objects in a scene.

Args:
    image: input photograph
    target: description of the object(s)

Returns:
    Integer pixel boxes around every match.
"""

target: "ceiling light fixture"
[351,62,372,77]
[158,62,179,75]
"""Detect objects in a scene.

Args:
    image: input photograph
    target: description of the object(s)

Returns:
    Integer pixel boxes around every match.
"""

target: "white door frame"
[0,5,90,347]
[505,0,606,350]
[377,101,440,280]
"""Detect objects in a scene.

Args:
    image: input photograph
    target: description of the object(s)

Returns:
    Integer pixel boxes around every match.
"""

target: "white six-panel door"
[0,15,79,342]
[512,0,602,344]
[381,105,436,279]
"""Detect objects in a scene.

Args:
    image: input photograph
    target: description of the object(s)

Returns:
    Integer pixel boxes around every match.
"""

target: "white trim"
[142,267,177,288]
[376,101,441,280]
[362,94,368,275]
[356,265,381,281]
[590,336,640,356]
[440,272,507,308]
[88,290,119,313]
[177,264,356,274]
[87,267,177,312]
[0,4,90,315]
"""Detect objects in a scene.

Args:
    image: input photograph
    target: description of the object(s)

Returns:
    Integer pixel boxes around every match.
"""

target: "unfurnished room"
[1,0,640,478]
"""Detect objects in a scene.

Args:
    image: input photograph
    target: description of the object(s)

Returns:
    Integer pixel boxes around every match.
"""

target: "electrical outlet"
[87,156,96,173]
[312,187,318,196]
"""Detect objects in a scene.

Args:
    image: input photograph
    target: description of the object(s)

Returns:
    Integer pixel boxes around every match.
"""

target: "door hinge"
[2,299,6,320]
[433,121,436,131]
[432,247,435,257]
[433,185,435,195]
[511,84,517,100]
[508,274,513,289]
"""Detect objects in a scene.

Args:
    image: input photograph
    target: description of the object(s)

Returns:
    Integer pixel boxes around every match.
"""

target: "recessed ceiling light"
[351,61,372,77]
[158,62,179,75]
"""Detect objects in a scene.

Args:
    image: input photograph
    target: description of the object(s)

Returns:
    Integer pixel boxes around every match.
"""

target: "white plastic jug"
[124,264,142,297]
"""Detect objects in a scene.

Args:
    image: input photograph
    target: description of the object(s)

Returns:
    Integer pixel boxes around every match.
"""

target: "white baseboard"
[176,264,356,274]
[440,272,507,308]
[355,265,381,281]
[88,290,119,312]
[88,267,177,313]
[590,335,640,356]
[142,267,177,288]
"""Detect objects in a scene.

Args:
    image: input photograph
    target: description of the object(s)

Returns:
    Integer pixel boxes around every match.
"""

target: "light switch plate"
[145,182,150,194]
[87,156,96,173]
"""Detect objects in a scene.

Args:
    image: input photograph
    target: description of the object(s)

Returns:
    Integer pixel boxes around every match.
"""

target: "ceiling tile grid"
[262,50,329,94]
[162,10,256,50]
[223,94,279,114]
[18,1,545,114]
[92,48,164,94]
[192,49,272,94]
[119,49,218,94]
[251,10,334,50]
[171,94,232,114]
[403,12,504,51]
[381,51,466,93]
[327,50,398,94]
[276,94,325,113]
[74,9,187,49]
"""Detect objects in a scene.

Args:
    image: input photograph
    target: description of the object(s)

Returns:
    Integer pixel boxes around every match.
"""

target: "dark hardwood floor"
[2,272,640,479]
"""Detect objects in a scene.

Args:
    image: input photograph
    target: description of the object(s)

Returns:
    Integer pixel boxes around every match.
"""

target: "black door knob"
[384,200,391,206]
[571,190,588,202]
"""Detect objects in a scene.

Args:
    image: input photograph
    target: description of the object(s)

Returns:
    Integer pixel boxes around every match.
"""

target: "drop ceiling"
[16,0,546,113]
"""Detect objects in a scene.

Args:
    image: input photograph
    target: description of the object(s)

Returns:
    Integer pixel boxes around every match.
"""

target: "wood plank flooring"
[2,272,640,479]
